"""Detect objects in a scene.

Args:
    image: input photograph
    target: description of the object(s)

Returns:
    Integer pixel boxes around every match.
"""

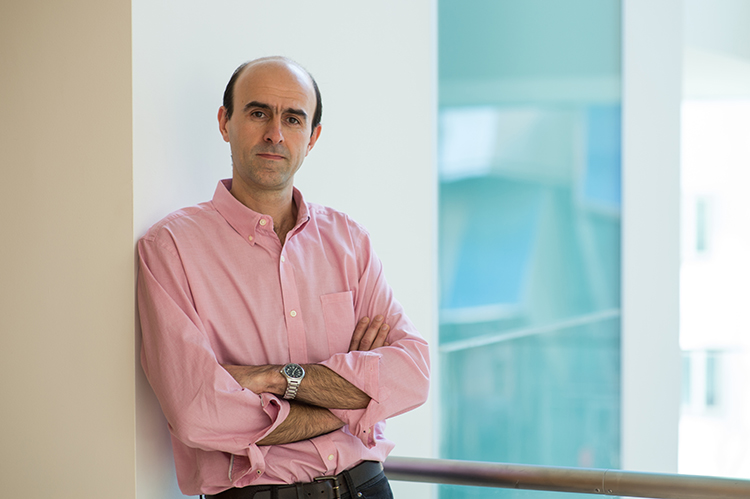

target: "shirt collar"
[212,179,310,244]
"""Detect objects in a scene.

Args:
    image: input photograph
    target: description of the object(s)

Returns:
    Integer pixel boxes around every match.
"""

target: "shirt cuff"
[321,352,383,448]
[232,393,290,484]
[321,350,381,401]
[330,407,377,448]
[256,392,289,439]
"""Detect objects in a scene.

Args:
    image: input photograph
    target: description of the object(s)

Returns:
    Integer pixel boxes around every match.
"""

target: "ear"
[305,124,322,156]
[218,106,231,143]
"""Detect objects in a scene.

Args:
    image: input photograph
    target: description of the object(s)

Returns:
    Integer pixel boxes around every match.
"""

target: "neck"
[229,178,298,243]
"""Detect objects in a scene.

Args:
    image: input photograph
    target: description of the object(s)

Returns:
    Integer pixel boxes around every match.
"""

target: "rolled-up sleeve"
[320,231,430,447]
[137,233,289,471]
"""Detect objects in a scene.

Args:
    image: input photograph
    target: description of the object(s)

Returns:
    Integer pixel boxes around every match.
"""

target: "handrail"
[383,456,750,499]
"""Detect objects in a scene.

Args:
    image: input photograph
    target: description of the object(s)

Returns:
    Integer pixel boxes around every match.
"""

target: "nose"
[264,118,284,144]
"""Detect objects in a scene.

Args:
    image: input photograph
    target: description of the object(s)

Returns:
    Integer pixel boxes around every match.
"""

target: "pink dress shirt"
[137,180,430,496]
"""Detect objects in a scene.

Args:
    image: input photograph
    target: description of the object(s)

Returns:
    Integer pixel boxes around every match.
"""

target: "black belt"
[207,461,384,499]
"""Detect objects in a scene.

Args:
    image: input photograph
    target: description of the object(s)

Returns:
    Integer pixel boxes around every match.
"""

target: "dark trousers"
[341,473,393,499]
[203,463,393,499]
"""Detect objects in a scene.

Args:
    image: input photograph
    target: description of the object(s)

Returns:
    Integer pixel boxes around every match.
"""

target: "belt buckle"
[314,475,342,499]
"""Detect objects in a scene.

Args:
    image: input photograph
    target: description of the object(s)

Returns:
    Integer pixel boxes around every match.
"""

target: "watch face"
[284,363,304,378]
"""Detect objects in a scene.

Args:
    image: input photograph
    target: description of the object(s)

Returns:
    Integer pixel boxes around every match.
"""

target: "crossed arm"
[221,315,390,446]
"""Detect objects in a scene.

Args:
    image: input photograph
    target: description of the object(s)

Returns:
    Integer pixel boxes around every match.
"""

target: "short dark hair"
[222,57,322,136]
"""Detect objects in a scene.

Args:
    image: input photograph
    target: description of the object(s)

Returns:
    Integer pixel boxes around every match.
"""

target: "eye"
[250,111,266,119]
[287,116,301,125]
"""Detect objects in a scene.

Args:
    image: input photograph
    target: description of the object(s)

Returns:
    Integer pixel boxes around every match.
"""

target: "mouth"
[256,152,286,161]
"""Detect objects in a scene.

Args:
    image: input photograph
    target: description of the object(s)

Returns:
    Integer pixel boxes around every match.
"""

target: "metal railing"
[383,456,750,498]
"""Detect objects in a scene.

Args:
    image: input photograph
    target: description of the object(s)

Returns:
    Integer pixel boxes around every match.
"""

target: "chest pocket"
[320,290,356,355]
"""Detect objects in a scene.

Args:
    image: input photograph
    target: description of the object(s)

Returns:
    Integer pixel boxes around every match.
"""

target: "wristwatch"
[280,363,305,400]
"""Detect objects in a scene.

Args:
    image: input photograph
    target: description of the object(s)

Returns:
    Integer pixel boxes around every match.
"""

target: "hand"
[348,315,390,352]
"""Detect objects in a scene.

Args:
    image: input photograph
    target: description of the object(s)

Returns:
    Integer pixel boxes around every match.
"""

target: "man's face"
[219,61,320,197]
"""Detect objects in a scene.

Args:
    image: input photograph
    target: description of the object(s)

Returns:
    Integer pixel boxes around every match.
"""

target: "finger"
[349,316,370,352]
[370,323,390,349]
[358,315,384,351]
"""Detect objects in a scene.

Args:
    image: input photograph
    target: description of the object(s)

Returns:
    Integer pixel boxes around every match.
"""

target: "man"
[137,56,430,498]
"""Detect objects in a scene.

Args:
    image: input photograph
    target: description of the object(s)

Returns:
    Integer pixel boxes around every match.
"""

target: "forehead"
[233,61,316,114]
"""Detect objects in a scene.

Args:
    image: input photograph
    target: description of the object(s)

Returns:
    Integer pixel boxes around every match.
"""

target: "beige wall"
[0,1,135,497]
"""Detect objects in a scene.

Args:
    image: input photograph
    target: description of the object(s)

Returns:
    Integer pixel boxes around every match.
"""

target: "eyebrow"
[244,101,308,120]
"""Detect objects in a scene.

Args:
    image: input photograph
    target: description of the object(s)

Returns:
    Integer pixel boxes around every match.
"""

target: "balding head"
[222,57,322,135]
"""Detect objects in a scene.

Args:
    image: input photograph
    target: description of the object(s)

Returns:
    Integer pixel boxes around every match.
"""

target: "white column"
[621,0,683,473]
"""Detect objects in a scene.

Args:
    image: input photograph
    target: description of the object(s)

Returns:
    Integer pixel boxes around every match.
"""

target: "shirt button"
[257,470,262,474]
[328,454,334,461]
[290,310,297,317]
[248,235,253,242]
[281,255,285,262]
[259,218,268,226]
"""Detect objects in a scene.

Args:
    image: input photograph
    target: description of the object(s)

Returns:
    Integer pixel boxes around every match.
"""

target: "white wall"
[621,0,683,473]
[684,0,750,62]
[133,1,437,497]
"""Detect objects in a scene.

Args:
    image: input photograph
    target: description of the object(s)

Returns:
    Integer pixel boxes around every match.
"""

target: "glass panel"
[441,319,620,466]
[437,0,623,484]
[439,485,603,499]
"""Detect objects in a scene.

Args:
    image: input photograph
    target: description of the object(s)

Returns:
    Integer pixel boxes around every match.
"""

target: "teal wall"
[439,0,621,104]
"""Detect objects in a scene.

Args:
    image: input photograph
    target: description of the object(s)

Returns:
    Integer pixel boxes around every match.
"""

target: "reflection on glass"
[438,2,622,497]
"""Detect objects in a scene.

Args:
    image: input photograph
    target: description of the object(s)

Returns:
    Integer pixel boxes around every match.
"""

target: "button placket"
[310,434,338,474]
[279,244,307,362]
